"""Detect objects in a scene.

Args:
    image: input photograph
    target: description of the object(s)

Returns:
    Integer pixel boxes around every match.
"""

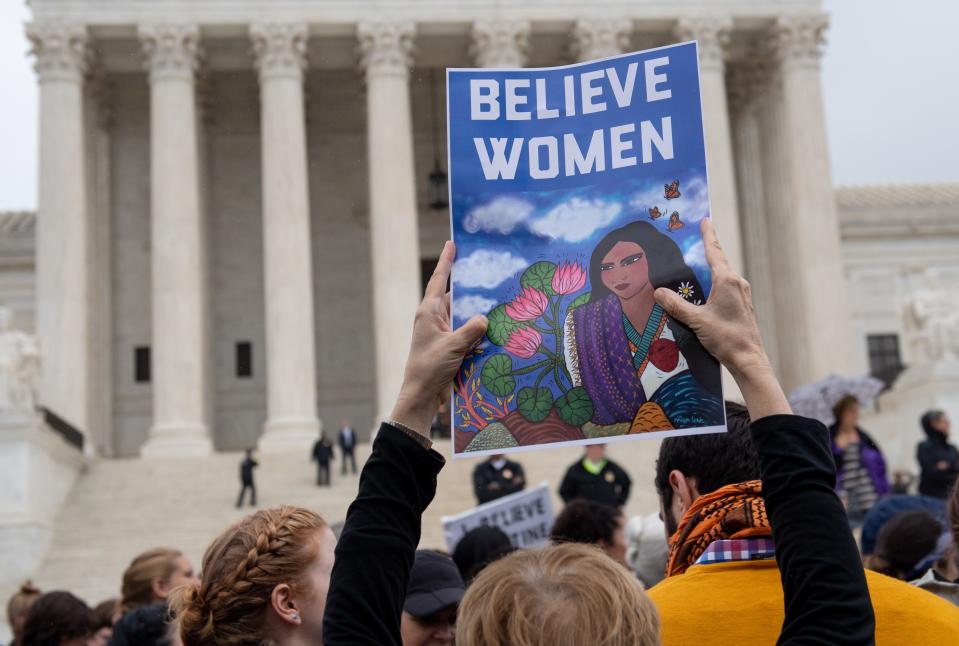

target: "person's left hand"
[390,241,488,436]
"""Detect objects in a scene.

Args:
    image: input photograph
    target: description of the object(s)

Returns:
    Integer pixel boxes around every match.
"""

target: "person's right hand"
[653,218,768,380]
[654,218,791,420]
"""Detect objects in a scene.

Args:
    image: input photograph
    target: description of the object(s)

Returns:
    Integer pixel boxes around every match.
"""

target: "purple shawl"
[571,294,646,425]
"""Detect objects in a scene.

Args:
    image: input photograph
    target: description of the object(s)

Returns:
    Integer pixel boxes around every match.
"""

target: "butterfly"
[648,206,665,220]
[667,212,685,231]
[664,180,681,200]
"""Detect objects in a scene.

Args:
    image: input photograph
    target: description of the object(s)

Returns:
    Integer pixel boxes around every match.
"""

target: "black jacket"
[313,440,334,464]
[323,417,873,645]
[339,428,357,454]
[917,434,959,499]
[239,457,257,485]
[473,459,526,504]
[752,415,874,645]
[558,458,631,507]
[323,425,444,645]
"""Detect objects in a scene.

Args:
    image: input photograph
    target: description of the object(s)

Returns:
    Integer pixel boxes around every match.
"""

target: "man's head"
[402,550,465,646]
[584,443,606,462]
[654,402,760,538]
[866,511,943,581]
[550,499,627,566]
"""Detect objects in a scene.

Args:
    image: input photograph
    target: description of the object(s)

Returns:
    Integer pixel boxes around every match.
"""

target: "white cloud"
[453,249,528,289]
[463,196,534,235]
[684,239,706,269]
[528,197,622,243]
[629,175,710,223]
[453,294,498,322]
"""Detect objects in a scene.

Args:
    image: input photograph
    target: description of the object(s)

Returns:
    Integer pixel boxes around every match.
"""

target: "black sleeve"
[558,467,577,503]
[323,424,445,645]
[751,415,875,646]
[473,464,491,503]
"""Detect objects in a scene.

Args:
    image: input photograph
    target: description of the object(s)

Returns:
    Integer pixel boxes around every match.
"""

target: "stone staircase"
[2,436,663,639]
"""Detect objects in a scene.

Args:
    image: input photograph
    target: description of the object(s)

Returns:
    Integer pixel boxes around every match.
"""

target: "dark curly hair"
[655,402,760,512]
[550,499,623,547]
[20,591,93,645]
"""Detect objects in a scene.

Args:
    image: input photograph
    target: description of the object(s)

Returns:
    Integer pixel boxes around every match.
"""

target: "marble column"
[471,20,530,68]
[675,17,744,275]
[27,22,93,437]
[728,62,780,371]
[138,24,212,457]
[250,23,321,450]
[358,21,422,422]
[571,18,631,62]
[762,14,856,390]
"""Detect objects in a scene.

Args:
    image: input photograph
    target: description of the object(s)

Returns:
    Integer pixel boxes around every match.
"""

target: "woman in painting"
[564,220,723,432]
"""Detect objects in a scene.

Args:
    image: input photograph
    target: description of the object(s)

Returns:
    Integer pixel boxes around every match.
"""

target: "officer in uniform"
[558,443,631,508]
[472,454,527,504]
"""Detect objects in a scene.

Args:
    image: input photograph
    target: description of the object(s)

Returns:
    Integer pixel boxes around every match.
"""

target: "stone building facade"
[12,0,958,457]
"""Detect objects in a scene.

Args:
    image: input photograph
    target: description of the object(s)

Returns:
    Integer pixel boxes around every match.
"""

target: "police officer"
[559,443,631,508]
[473,454,526,504]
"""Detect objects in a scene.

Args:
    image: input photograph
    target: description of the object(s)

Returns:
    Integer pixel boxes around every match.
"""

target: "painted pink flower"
[551,262,587,295]
[504,327,542,359]
[505,286,548,321]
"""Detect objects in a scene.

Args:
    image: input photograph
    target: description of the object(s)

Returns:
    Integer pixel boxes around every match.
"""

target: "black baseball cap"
[404,550,466,618]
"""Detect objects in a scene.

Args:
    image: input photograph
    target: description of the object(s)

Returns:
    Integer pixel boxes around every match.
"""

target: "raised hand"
[654,218,790,420]
[391,241,488,436]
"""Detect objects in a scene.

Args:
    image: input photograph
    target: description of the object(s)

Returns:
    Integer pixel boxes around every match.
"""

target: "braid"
[171,506,326,645]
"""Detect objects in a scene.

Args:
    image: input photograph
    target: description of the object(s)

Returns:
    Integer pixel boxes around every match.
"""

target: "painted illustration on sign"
[448,42,725,456]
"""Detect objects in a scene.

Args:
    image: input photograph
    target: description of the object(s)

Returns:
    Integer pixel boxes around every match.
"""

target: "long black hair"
[586,220,704,304]
[585,219,721,398]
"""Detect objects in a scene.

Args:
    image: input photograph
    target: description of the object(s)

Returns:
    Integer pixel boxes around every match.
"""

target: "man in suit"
[312,430,335,486]
[339,420,358,475]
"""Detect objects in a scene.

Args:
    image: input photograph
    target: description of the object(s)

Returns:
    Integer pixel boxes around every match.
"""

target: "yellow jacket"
[649,559,959,645]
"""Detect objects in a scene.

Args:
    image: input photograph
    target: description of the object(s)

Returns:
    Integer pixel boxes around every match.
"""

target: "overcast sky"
[0,0,956,211]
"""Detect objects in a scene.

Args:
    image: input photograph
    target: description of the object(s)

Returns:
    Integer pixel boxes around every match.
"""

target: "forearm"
[323,425,444,645]
[751,416,874,646]
[727,354,791,421]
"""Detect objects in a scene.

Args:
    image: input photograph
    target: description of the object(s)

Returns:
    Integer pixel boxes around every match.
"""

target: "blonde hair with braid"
[170,506,327,645]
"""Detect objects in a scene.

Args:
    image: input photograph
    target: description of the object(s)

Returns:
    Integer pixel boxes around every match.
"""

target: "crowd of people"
[6,222,959,645]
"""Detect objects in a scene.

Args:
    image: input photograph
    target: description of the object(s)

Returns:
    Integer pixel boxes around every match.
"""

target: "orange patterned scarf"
[665,480,771,577]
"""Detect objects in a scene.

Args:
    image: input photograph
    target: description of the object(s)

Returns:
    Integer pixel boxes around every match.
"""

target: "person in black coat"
[918,410,959,499]
[338,420,358,475]
[321,229,874,644]
[558,444,631,508]
[312,431,335,486]
[236,448,257,508]
[472,454,525,504]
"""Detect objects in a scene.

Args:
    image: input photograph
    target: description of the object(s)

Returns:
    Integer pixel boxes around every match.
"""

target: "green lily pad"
[555,387,594,427]
[481,354,516,397]
[517,386,553,423]
[568,292,591,310]
[486,304,524,346]
[520,261,557,296]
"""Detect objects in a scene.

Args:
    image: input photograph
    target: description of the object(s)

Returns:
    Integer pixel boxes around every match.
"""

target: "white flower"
[677,281,695,300]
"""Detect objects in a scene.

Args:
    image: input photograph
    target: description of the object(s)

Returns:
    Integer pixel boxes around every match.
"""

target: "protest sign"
[448,42,726,457]
[442,482,554,552]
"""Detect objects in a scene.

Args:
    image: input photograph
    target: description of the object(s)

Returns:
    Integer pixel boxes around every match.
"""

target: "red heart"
[648,338,679,372]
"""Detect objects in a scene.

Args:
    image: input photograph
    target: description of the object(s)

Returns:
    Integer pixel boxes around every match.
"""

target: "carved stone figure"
[0,306,40,412]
